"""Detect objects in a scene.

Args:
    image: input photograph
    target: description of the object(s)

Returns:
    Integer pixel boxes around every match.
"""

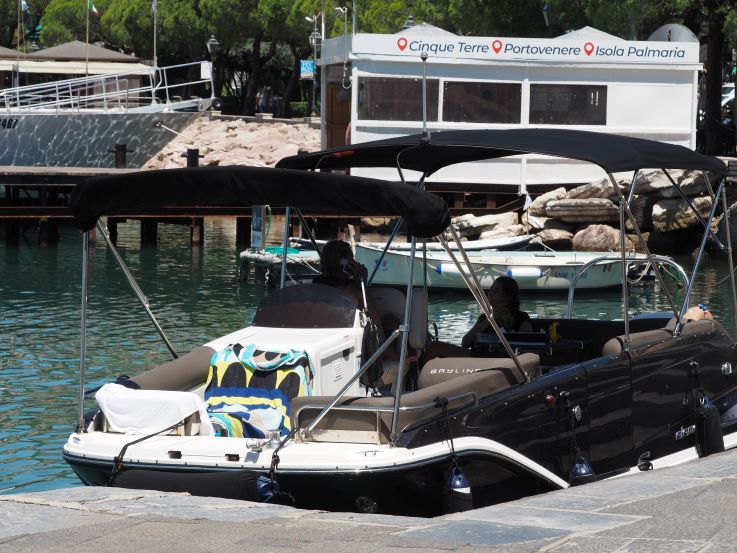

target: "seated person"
[313,239,385,386]
[422,275,532,363]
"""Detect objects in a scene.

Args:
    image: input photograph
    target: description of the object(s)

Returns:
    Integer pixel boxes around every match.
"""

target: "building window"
[443,81,521,123]
[357,77,438,121]
[529,84,607,125]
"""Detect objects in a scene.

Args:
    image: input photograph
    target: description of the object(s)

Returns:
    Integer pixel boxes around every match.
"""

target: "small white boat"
[356,243,653,290]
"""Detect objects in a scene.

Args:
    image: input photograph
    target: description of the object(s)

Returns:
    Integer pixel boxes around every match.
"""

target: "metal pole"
[77,231,90,433]
[676,179,726,334]
[420,52,428,140]
[280,207,290,289]
[390,238,417,443]
[618,186,629,344]
[352,0,356,34]
[153,1,158,67]
[96,221,179,359]
[720,178,737,338]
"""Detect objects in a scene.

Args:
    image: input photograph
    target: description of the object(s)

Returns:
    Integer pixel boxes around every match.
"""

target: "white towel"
[96,383,214,436]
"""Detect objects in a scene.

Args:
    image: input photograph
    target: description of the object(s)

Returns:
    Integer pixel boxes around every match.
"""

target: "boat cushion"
[96,383,215,436]
[602,329,673,357]
[205,343,313,438]
[419,352,540,388]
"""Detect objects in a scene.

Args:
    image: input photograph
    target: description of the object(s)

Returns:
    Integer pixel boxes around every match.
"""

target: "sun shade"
[276,129,727,176]
[69,166,450,238]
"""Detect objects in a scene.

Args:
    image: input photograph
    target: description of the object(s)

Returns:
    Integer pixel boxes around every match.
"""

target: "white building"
[318,25,701,191]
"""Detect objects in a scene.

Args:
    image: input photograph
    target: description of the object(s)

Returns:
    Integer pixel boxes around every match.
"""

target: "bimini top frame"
[279,128,734,344]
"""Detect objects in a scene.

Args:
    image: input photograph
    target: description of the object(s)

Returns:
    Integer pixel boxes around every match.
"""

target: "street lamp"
[206,35,220,100]
[306,15,322,118]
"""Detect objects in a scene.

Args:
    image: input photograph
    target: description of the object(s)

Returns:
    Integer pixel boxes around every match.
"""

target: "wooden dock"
[0,165,532,246]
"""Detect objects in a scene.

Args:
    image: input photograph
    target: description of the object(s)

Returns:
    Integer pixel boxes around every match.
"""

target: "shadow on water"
[1,220,735,494]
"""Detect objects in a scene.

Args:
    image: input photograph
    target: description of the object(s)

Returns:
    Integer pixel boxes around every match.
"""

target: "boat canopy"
[276,129,727,177]
[69,166,450,238]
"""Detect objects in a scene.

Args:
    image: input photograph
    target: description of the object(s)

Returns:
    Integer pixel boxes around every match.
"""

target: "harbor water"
[1,219,736,495]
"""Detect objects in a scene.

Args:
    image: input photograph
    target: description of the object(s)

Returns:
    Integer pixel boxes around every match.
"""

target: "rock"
[716,201,737,252]
[635,169,713,198]
[627,195,659,231]
[572,224,634,252]
[565,177,625,200]
[651,196,713,232]
[453,212,518,230]
[545,198,619,223]
[524,214,549,230]
[528,187,566,216]
[145,117,321,169]
[537,228,574,249]
[478,224,526,239]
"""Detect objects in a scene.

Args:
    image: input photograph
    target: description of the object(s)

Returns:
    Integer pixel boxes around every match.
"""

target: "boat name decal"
[674,424,695,441]
[0,118,18,129]
[429,367,479,375]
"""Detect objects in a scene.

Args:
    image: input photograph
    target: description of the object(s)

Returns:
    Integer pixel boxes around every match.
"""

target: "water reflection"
[0,220,735,494]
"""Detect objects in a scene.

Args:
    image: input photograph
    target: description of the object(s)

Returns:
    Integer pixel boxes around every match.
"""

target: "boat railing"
[295,390,477,445]
[0,61,213,113]
[566,255,689,318]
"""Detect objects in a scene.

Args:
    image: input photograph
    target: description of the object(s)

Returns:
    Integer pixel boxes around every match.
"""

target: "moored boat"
[0,62,216,167]
[63,130,737,517]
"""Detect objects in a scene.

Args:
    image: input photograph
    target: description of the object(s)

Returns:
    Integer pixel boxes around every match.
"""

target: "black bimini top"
[69,166,450,238]
[276,129,727,176]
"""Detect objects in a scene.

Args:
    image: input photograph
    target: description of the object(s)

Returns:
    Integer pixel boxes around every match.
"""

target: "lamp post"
[206,35,220,99]
[306,15,322,118]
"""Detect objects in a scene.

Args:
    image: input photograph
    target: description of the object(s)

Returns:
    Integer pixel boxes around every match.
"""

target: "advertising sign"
[301,60,315,80]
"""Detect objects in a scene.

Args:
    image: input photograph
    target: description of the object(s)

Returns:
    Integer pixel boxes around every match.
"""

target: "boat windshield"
[252,283,358,328]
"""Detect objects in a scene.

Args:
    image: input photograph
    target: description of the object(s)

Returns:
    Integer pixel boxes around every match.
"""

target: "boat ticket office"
[318,27,701,195]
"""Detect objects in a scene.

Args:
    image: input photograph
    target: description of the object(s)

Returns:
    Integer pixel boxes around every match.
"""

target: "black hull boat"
[63,130,737,517]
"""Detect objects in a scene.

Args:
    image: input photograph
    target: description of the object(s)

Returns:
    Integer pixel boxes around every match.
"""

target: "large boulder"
[528,187,566,216]
[546,198,619,223]
[453,212,519,238]
[536,228,574,249]
[572,224,634,252]
[635,169,713,198]
[479,224,526,239]
[651,196,713,232]
[565,177,626,200]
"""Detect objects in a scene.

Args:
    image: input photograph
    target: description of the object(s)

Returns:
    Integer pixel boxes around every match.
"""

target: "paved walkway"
[2,447,737,553]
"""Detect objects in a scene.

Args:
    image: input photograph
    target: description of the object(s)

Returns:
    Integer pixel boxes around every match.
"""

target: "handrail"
[566,255,689,318]
[0,61,211,114]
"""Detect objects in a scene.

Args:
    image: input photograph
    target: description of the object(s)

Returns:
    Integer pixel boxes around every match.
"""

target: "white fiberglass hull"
[357,244,644,290]
[0,111,200,167]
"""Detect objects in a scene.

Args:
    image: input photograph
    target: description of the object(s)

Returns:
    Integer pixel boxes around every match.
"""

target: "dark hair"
[319,239,353,277]
[491,275,521,312]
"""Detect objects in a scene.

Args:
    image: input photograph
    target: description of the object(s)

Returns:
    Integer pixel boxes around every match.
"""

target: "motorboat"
[0,62,216,167]
[354,244,663,290]
[239,235,538,286]
[63,130,737,517]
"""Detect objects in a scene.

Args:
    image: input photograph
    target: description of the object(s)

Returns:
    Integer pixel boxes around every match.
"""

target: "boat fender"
[434,262,462,275]
[690,361,725,457]
[443,462,473,513]
[569,453,596,486]
[434,396,474,513]
[506,267,543,279]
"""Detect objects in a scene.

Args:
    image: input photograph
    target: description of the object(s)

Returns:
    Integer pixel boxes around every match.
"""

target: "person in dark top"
[313,239,385,387]
[460,275,532,348]
[421,275,532,363]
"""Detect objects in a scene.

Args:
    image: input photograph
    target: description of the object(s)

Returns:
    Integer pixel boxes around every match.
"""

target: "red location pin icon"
[492,40,502,54]
[584,42,594,56]
[397,37,408,51]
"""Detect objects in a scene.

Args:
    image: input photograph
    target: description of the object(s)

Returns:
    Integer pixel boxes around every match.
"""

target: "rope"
[107,420,184,486]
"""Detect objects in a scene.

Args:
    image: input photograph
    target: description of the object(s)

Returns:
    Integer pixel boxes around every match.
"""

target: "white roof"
[395,22,457,37]
[648,24,698,43]
[555,26,624,41]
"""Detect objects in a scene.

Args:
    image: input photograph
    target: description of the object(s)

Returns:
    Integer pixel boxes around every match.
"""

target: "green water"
[1,219,735,494]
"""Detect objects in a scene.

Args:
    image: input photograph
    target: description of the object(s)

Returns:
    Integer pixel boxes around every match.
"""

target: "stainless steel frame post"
[77,231,90,433]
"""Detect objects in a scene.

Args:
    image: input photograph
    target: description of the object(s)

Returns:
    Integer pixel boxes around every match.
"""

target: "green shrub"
[288,101,320,118]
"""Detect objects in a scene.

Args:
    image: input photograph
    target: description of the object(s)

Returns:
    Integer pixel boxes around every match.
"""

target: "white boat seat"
[367,286,428,350]
[96,383,214,436]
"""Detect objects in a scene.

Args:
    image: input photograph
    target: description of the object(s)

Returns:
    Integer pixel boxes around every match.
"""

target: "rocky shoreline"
[147,115,735,254]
